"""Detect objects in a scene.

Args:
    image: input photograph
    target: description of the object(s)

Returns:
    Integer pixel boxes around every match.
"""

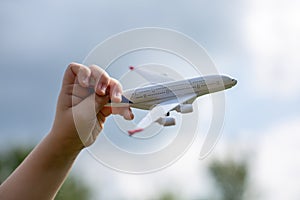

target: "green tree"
[157,192,178,200]
[0,146,91,200]
[208,158,248,200]
[55,176,91,200]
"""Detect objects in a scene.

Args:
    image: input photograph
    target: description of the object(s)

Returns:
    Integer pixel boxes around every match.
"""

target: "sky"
[1,0,300,199]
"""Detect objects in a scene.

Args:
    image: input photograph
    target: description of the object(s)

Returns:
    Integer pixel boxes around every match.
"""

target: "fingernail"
[82,77,89,87]
[116,92,122,99]
[125,111,131,120]
[126,110,133,120]
[101,84,107,92]
[98,84,107,94]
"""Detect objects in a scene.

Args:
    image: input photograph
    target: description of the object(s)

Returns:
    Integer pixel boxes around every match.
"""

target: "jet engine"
[156,117,176,126]
[175,104,193,113]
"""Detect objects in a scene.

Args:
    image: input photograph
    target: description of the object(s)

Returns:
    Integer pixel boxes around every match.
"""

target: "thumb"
[72,93,109,147]
[94,94,110,113]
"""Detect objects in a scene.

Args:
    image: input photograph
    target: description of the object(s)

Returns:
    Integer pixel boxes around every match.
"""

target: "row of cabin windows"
[132,82,214,97]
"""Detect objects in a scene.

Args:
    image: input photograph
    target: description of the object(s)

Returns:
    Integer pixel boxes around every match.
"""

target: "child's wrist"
[49,128,85,156]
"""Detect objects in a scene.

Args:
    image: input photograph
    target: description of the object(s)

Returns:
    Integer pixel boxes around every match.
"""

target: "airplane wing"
[128,93,197,135]
[129,66,175,84]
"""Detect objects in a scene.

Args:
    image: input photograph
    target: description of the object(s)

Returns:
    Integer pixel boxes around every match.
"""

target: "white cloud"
[75,138,215,200]
[74,117,300,200]
[243,0,300,99]
[249,117,300,200]
[204,118,300,200]
[74,97,218,199]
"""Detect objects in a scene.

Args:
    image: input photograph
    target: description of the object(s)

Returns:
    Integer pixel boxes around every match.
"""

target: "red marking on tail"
[128,128,144,136]
[129,66,135,70]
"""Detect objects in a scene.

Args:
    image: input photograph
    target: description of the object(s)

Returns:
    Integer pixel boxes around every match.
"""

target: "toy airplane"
[107,66,237,136]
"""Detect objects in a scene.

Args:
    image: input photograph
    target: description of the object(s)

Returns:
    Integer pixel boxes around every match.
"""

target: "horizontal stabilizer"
[129,65,174,83]
[128,128,144,136]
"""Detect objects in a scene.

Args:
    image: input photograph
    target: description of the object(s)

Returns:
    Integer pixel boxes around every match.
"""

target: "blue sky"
[1,0,300,199]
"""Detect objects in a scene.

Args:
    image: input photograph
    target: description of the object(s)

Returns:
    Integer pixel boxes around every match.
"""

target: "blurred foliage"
[208,158,248,200]
[150,157,250,200]
[55,176,91,200]
[157,192,178,200]
[0,146,91,200]
[0,146,32,183]
[0,145,251,200]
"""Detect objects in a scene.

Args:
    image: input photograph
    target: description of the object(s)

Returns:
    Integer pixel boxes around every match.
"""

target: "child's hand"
[51,63,134,149]
[0,63,134,199]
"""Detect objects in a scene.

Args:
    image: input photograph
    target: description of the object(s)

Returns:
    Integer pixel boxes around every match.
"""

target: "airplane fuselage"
[123,75,237,110]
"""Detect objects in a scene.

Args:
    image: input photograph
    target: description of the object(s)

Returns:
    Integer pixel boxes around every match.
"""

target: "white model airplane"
[107,66,237,136]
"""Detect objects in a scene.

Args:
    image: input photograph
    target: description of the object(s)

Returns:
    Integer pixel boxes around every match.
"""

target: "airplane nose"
[232,79,237,86]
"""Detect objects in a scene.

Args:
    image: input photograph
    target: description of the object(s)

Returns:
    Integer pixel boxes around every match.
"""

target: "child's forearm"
[0,130,83,200]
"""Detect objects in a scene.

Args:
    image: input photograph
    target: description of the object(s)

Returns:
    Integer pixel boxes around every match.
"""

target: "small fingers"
[97,113,105,129]
[94,94,110,113]
[101,107,112,117]
[65,62,91,88]
[86,65,132,120]
[89,65,110,96]
[109,78,122,103]
[88,65,124,104]
[111,107,134,120]
[96,106,113,129]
